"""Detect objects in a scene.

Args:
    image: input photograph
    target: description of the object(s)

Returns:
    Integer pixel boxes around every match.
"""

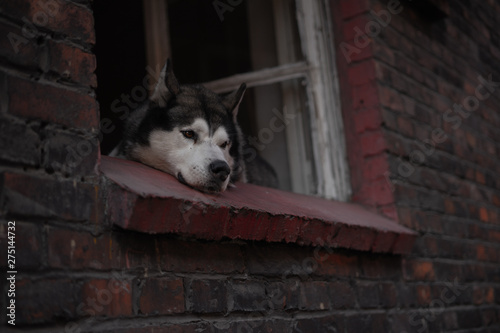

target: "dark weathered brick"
[0,0,95,44]
[0,119,40,166]
[82,279,133,317]
[344,313,388,333]
[356,281,380,309]
[455,308,483,329]
[403,259,436,281]
[230,280,268,312]
[293,315,345,333]
[328,281,355,309]
[93,324,208,333]
[138,277,184,315]
[159,239,245,274]
[0,221,41,270]
[42,130,99,176]
[2,172,95,221]
[189,279,228,314]
[47,40,97,86]
[266,280,300,311]
[0,21,40,68]
[8,76,99,130]
[247,243,312,277]
[48,228,110,270]
[299,281,330,311]
[16,278,81,325]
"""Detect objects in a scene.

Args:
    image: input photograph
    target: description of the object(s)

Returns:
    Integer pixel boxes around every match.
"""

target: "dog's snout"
[209,160,230,181]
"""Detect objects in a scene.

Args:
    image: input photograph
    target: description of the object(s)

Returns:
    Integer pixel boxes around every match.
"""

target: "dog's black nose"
[209,160,230,181]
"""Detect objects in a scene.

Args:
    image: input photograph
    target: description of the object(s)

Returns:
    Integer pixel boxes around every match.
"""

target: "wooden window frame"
[143,0,351,200]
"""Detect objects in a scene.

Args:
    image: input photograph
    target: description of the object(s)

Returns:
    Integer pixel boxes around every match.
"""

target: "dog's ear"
[222,83,246,121]
[151,59,180,107]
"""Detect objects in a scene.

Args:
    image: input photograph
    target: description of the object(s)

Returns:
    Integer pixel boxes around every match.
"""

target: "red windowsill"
[100,156,416,254]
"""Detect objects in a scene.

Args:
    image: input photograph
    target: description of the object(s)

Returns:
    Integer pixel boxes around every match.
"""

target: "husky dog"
[111,60,278,194]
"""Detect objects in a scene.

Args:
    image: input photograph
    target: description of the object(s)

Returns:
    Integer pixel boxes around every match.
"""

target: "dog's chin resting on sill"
[110,60,278,194]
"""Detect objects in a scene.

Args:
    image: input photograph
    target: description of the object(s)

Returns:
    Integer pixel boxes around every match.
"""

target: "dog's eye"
[181,130,196,139]
[220,141,230,149]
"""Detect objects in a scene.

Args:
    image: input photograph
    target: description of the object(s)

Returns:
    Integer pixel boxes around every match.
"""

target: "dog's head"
[128,60,246,194]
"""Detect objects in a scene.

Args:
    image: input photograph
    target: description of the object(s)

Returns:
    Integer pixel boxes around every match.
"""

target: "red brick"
[392,233,418,254]
[295,315,345,333]
[159,239,244,274]
[396,116,414,136]
[493,194,500,207]
[299,281,331,310]
[246,243,311,277]
[333,225,377,252]
[139,277,184,315]
[16,278,81,324]
[189,279,228,313]
[361,153,389,180]
[348,60,376,85]
[42,131,99,176]
[479,206,489,222]
[340,0,369,19]
[416,285,432,305]
[0,119,41,166]
[378,85,405,112]
[403,259,435,281]
[8,76,99,129]
[359,255,400,279]
[354,108,383,133]
[484,287,495,303]
[352,82,380,110]
[267,280,300,311]
[2,172,96,221]
[0,21,40,67]
[328,281,355,309]
[354,177,394,206]
[0,221,41,269]
[4,0,96,44]
[315,252,359,277]
[360,130,388,156]
[345,313,388,332]
[48,228,109,269]
[82,279,132,317]
[231,280,268,312]
[94,324,209,333]
[47,40,97,87]
[472,285,484,305]
[379,282,397,308]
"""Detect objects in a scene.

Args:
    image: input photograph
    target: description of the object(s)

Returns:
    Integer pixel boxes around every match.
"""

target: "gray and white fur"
[111,60,278,193]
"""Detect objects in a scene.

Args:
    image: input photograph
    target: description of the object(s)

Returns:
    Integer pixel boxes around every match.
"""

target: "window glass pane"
[167,0,252,83]
[167,0,303,83]
[239,78,316,194]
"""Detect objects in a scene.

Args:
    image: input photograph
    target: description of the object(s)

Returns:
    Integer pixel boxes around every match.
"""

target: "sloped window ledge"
[100,156,416,254]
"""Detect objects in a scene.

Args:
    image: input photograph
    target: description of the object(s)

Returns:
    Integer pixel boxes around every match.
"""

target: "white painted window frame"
[143,0,351,200]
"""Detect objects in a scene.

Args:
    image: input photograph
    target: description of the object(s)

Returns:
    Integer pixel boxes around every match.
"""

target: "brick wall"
[333,0,500,331]
[1,0,499,332]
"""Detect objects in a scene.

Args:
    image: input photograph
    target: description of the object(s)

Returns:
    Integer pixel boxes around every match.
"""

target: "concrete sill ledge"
[100,156,416,254]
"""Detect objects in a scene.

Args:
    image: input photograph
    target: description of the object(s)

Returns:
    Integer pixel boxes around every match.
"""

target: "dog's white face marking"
[131,118,233,193]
